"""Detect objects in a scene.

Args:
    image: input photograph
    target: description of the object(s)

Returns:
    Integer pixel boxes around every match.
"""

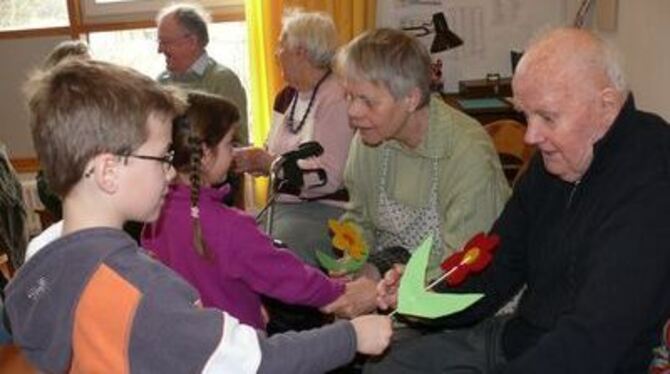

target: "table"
[441,93,525,125]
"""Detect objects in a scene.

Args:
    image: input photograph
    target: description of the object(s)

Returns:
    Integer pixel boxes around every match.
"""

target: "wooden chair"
[484,119,535,186]
[0,253,10,281]
[35,208,57,231]
[0,345,37,374]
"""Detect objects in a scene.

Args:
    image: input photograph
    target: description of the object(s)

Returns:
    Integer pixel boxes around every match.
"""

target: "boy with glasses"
[3,59,391,373]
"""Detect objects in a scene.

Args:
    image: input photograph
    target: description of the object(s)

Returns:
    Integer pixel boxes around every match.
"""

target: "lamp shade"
[431,12,463,53]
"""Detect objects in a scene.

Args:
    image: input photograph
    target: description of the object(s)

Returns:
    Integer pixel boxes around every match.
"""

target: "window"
[0,0,250,167]
[88,28,161,77]
[89,21,249,93]
[88,21,250,119]
[0,0,69,31]
[82,0,243,24]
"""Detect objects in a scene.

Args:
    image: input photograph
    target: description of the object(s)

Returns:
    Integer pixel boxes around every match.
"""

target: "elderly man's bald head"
[516,28,626,95]
[512,28,628,183]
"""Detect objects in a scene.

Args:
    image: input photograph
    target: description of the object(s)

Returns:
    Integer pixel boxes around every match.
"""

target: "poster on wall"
[376,0,570,93]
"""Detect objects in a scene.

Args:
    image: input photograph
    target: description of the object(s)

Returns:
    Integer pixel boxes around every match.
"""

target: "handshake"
[233,146,274,176]
[320,262,401,319]
[319,264,396,357]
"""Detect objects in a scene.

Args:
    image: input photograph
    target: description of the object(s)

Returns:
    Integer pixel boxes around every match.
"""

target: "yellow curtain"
[284,0,377,45]
[245,0,376,207]
[245,0,285,147]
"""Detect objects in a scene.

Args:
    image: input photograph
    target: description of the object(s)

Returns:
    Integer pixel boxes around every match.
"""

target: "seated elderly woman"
[323,28,510,317]
[235,9,354,266]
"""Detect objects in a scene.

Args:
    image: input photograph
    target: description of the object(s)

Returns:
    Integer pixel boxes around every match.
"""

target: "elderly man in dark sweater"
[370,27,670,373]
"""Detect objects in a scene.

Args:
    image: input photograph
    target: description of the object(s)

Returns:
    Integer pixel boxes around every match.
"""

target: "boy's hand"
[377,264,405,311]
[350,315,393,355]
[320,276,378,318]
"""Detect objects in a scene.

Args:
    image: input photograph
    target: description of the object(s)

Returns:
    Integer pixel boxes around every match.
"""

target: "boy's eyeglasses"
[121,150,175,173]
[84,150,175,178]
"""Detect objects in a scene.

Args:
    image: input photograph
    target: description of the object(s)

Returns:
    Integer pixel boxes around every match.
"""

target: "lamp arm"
[401,25,431,37]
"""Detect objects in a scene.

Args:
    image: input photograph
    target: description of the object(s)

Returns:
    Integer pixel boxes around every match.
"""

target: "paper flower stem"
[388,265,459,318]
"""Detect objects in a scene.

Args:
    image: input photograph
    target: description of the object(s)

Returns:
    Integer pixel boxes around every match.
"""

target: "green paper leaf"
[315,250,366,274]
[397,235,483,318]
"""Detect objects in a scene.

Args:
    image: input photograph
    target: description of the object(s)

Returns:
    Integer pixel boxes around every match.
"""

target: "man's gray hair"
[281,9,338,69]
[600,37,627,92]
[157,3,211,48]
[336,28,431,109]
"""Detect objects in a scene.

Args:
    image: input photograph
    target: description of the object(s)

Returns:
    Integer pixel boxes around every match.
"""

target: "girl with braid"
[141,91,355,331]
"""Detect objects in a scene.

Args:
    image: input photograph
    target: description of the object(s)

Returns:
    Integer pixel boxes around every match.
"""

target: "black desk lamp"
[430,12,463,53]
[402,12,463,53]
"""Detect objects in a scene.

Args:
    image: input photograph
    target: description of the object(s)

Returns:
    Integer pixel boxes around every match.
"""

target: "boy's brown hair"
[43,40,90,68]
[24,59,184,198]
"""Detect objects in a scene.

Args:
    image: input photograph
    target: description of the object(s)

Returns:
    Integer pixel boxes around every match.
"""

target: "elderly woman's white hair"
[335,28,432,109]
[280,9,338,69]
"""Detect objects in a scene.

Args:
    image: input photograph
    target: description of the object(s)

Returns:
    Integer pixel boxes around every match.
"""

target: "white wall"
[377,0,568,92]
[0,35,68,158]
[598,0,670,121]
[1,1,669,160]
[376,0,670,121]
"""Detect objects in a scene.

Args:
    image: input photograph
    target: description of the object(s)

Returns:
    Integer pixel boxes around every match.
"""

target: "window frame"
[1,0,247,175]
[81,0,244,24]
[0,0,244,40]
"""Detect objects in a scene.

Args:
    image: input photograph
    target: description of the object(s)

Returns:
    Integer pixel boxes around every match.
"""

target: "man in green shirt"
[156,3,248,145]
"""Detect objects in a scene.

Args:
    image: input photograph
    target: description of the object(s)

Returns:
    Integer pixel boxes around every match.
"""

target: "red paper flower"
[439,232,500,286]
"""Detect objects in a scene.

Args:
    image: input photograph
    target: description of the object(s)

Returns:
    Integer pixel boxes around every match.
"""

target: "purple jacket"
[142,184,344,330]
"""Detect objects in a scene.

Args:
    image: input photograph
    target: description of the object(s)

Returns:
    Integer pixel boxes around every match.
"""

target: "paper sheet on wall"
[376,0,570,92]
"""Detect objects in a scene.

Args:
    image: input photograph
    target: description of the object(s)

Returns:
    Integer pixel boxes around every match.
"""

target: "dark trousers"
[364,316,508,373]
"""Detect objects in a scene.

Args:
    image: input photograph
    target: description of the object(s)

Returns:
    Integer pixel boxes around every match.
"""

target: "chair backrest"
[0,344,38,374]
[0,254,10,283]
[484,119,534,186]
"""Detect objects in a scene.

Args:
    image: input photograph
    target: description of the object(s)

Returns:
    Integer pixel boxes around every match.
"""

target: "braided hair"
[172,91,240,258]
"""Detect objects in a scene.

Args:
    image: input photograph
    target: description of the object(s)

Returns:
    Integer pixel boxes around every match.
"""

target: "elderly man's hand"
[377,264,405,311]
[320,275,379,318]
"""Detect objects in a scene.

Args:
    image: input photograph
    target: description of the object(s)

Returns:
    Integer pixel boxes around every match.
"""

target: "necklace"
[285,70,331,134]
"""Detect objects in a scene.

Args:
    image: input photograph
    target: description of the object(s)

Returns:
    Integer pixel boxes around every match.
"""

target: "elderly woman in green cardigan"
[322,28,510,317]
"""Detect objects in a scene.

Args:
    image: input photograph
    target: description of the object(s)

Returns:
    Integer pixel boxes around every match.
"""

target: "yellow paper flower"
[328,219,368,260]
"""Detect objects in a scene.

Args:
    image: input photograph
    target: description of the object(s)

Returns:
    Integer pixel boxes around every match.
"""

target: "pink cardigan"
[266,74,354,207]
